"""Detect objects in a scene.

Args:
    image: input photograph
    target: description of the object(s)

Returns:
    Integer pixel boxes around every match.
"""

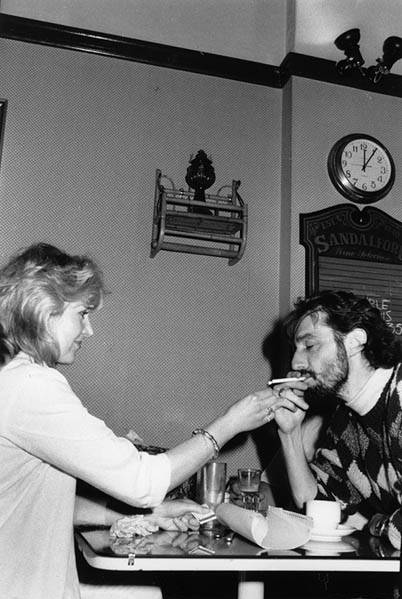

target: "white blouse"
[0,352,170,599]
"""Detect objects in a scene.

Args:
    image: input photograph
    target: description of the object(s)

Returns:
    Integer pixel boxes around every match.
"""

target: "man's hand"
[272,392,308,433]
[270,374,309,434]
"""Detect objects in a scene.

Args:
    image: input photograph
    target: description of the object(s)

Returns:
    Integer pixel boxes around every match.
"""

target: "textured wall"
[0,38,284,476]
[1,38,401,482]
[1,0,290,65]
[289,77,402,303]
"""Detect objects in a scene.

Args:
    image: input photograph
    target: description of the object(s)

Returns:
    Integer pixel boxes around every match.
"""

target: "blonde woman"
[0,243,276,599]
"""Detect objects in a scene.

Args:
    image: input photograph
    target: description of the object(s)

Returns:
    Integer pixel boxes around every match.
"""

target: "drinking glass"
[238,468,262,511]
[197,461,227,531]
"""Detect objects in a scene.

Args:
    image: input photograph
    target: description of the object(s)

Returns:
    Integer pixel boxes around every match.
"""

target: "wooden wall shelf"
[151,170,248,265]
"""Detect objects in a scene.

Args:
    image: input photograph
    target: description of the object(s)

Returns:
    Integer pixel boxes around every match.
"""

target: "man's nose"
[291,349,306,372]
[83,317,93,337]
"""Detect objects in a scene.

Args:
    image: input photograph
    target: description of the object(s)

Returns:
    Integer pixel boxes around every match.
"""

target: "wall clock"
[327,134,395,204]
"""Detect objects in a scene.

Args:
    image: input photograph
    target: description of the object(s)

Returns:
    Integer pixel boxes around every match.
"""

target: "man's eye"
[305,344,315,350]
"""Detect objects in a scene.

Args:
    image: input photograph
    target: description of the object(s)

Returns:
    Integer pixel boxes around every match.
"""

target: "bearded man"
[270,290,402,549]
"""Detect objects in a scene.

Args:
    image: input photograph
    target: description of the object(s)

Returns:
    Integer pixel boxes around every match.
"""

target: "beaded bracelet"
[192,428,220,459]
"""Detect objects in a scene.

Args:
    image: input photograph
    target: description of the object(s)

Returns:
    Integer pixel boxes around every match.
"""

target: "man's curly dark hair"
[285,289,401,369]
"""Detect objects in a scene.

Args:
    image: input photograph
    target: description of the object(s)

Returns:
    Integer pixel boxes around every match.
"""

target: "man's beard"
[304,384,341,415]
[304,334,348,415]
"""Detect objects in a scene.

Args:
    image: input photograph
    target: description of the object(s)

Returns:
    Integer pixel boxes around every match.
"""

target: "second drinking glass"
[238,468,262,511]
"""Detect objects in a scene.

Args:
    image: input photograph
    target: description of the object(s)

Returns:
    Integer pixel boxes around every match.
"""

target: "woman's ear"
[344,328,367,357]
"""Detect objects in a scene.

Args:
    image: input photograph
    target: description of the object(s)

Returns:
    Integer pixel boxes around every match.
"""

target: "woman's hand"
[110,499,209,538]
[219,388,280,439]
[168,386,295,491]
[151,499,209,531]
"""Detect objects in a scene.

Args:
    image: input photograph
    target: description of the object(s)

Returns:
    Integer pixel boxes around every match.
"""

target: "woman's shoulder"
[3,352,61,377]
[1,352,72,394]
[0,353,85,427]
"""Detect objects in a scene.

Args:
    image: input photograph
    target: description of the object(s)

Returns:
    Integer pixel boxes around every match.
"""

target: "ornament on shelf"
[185,150,215,214]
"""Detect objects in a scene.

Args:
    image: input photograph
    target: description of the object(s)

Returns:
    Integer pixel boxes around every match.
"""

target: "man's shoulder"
[321,403,351,438]
[394,362,402,378]
[388,362,402,392]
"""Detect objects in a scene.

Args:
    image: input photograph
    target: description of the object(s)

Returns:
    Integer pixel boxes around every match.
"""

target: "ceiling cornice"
[0,14,281,87]
[0,14,401,97]
[280,52,402,98]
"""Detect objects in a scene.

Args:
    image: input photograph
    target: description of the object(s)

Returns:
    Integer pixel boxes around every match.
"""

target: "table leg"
[237,573,264,599]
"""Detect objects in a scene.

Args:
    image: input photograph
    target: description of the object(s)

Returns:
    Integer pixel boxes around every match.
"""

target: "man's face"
[291,311,348,402]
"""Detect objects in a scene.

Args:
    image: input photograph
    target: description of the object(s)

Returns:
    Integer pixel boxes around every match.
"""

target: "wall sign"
[300,204,402,337]
[0,99,7,172]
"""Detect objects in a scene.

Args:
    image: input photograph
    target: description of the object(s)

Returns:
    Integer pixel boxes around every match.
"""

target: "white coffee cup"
[305,499,341,530]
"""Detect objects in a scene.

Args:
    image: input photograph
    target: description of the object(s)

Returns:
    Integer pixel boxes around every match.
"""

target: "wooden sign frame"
[300,204,402,337]
[0,99,7,172]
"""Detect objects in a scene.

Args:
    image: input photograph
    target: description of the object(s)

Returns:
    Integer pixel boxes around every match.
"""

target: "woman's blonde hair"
[0,243,105,366]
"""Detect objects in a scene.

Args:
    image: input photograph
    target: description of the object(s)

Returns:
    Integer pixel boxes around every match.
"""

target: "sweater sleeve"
[311,367,402,535]
[309,409,364,513]
[384,369,402,549]
[4,364,171,508]
[387,508,402,549]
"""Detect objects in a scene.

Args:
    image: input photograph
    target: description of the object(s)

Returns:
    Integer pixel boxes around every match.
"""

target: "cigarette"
[198,514,217,525]
[191,511,217,525]
[267,376,306,385]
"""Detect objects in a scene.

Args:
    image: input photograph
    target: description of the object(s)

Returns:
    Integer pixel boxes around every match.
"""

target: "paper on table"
[215,503,313,550]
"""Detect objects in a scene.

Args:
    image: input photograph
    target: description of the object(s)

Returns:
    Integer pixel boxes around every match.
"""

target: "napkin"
[110,515,159,538]
[215,503,313,550]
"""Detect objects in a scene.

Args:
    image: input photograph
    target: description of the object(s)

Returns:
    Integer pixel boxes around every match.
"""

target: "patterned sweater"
[310,363,402,549]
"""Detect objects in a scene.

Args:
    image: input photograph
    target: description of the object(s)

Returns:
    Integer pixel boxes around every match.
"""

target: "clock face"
[328,135,395,204]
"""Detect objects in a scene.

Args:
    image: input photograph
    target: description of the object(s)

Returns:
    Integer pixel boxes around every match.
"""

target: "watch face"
[328,135,395,204]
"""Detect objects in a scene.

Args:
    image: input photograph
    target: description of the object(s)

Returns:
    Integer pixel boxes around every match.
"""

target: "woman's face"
[50,300,94,364]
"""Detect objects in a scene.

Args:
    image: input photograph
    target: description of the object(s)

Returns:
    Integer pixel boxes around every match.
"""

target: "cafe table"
[75,525,400,599]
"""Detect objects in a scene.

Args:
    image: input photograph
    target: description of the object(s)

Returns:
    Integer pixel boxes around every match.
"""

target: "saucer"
[303,539,356,554]
[310,524,356,542]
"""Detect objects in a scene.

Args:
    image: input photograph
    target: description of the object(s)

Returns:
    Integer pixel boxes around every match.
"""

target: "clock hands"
[362,148,377,172]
